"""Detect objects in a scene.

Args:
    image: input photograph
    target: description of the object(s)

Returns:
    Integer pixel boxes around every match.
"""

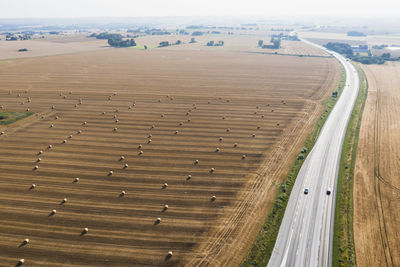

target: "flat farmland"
[354,62,400,267]
[0,47,338,266]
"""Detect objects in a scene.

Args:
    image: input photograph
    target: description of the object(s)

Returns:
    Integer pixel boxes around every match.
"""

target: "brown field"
[354,62,400,267]
[135,34,329,56]
[0,43,338,266]
[0,34,107,60]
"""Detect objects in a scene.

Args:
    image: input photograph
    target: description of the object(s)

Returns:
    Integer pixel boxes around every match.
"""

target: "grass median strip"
[332,64,368,267]
[240,60,346,266]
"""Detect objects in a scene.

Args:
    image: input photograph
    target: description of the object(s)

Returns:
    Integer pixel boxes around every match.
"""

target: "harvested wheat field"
[0,46,338,266]
[354,62,400,267]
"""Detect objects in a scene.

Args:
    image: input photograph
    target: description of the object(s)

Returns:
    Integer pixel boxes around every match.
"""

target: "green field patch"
[0,111,34,125]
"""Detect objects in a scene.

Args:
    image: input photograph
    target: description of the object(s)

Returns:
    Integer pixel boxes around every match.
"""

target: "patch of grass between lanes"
[240,60,346,266]
[333,64,368,267]
[0,111,34,125]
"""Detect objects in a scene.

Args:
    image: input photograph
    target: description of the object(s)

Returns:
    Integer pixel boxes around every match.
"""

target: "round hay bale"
[222,116,225,120]
[226,128,230,132]
[219,137,223,142]
[0,131,4,135]
[108,171,113,176]
[50,124,54,128]
[21,101,24,105]
[139,150,143,155]
[148,134,152,138]
[51,209,57,215]
[167,251,173,257]
[51,105,55,109]
[69,135,73,139]
[208,101,211,104]
[211,195,216,201]
[120,190,126,196]
[115,119,119,123]
[215,148,220,152]
[254,111,257,115]
[74,177,80,183]
[164,204,169,210]
[271,109,274,112]
[62,198,67,204]
[156,217,161,223]
[209,168,215,173]
[150,125,155,129]
[69,91,72,95]
[187,175,192,180]
[261,115,265,118]
[120,156,125,161]
[113,127,118,132]
[163,183,168,188]
[187,119,191,122]
[138,144,143,149]
[37,158,41,162]
[147,139,152,144]
[23,238,29,244]
[75,104,78,108]
[194,160,199,165]
[123,163,128,169]
[115,109,119,113]
[266,103,270,107]
[128,106,132,109]
[62,140,67,144]
[83,227,89,233]
[256,106,259,109]
[30,184,36,189]
[38,150,43,155]
[186,112,190,115]
[26,108,30,111]
[179,122,183,126]
[234,143,238,148]
[77,130,82,134]
[252,134,256,138]
[82,122,87,125]
[242,154,247,159]
[102,112,106,115]
[276,122,280,126]
[161,114,165,118]
[18,259,25,265]
[48,145,52,149]
[257,126,261,129]
[174,130,179,134]
[55,116,58,120]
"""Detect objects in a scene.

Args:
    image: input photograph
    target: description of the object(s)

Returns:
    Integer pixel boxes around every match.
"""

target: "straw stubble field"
[0,47,338,266]
[354,62,400,267]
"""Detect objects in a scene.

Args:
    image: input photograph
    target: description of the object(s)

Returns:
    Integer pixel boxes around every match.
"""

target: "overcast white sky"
[0,0,399,18]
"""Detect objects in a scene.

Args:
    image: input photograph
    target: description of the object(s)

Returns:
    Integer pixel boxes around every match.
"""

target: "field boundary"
[332,63,368,266]
[240,59,346,266]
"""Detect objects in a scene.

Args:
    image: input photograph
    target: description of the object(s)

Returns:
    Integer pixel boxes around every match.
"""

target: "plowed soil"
[0,46,338,266]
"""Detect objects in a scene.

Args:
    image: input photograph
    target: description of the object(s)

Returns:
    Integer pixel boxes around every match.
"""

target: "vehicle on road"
[327,188,331,195]
[304,188,309,195]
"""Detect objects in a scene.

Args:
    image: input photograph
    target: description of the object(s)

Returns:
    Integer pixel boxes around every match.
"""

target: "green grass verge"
[0,111,34,125]
[332,64,368,266]
[240,60,346,266]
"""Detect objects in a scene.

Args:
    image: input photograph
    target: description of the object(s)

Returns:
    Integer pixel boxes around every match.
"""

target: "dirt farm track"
[0,47,338,266]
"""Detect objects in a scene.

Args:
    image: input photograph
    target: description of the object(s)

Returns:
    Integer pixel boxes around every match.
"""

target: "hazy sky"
[0,0,399,18]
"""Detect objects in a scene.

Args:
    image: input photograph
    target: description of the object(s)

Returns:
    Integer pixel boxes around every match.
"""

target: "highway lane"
[267,39,360,267]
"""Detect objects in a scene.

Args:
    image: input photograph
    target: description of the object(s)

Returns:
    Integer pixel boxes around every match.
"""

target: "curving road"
[267,39,360,267]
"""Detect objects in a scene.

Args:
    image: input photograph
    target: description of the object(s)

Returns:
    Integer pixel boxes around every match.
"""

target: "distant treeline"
[206,40,224,46]
[324,42,400,64]
[347,31,366,37]
[258,38,281,49]
[108,38,136,48]
[89,32,136,47]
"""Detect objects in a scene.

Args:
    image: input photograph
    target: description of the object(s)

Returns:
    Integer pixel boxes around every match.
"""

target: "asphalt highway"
[267,39,360,267]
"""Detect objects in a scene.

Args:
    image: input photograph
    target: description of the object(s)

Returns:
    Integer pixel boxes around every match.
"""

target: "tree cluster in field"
[258,38,281,49]
[17,48,28,52]
[108,38,136,47]
[206,40,224,46]
[271,33,300,41]
[372,44,388,49]
[91,32,124,40]
[191,31,204,36]
[324,42,400,64]
[347,31,366,37]
[158,40,182,47]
